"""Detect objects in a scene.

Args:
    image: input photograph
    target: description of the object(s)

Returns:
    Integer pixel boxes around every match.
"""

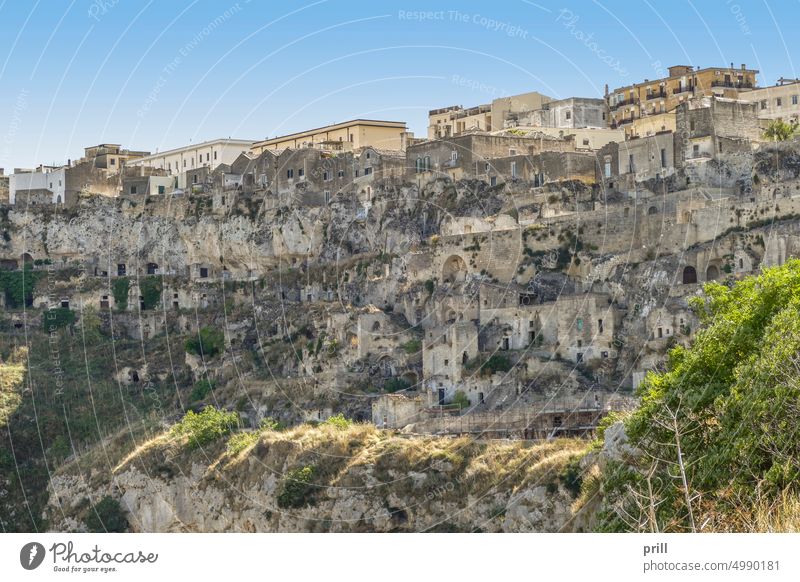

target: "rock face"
[46,426,589,533]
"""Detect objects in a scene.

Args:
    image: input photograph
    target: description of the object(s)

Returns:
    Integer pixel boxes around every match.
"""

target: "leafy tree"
[763,119,799,141]
[598,260,800,532]
[0,267,41,308]
[172,406,239,449]
[185,326,225,358]
[85,496,128,533]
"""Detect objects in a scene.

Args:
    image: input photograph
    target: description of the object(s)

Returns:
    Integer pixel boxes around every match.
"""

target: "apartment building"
[250,119,410,154]
[740,78,800,123]
[606,64,759,138]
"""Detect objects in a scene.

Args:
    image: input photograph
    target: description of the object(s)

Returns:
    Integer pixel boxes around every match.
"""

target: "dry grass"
[0,347,27,427]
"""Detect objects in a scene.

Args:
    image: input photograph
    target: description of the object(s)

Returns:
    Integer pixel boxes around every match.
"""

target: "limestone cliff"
[46,424,593,533]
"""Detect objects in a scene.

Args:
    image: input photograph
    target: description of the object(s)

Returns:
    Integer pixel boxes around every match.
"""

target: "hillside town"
[3,61,800,444]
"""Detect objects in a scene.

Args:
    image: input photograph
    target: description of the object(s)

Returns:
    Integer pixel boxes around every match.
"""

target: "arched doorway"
[442,255,468,283]
[682,266,697,284]
[648,206,658,215]
[706,265,719,281]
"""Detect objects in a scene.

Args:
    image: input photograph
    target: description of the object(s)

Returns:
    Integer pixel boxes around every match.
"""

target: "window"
[451,150,458,162]
[168,162,171,171]
[577,339,582,348]
[490,176,497,187]
[509,149,517,156]
[287,169,294,178]
[117,264,126,276]
[761,100,767,110]
[658,327,663,338]
[793,95,799,105]
[601,351,608,359]
[324,190,331,204]
[689,119,696,131]
[214,151,217,160]
[337,170,344,178]
[565,110,571,120]
[777,97,783,107]
[598,319,604,333]
[582,138,589,146]
[501,337,510,350]
[485,162,490,172]
[110,158,116,165]
[183,159,186,168]
[510,162,517,178]
[660,148,667,168]
[193,174,198,184]
[576,353,583,363]
[693,144,700,157]
[298,168,304,177]
[629,154,635,173]
[199,267,208,278]
[130,185,137,194]
[191,157,195,168]
[355,169,360,177]
[323,170,330,181]
[366,151,371,159]
[158,185,165,194]
[577,318,583,331]
[424,156,431,170]
[364,167,372,175]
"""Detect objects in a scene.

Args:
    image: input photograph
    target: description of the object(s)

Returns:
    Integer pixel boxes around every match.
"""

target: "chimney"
[741,63,746,70]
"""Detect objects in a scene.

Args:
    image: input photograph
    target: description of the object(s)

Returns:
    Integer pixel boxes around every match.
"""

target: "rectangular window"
[337,170,344,178]
[761,100,767,110]
[364,167,372,175]
[183,159,186,168]
[110,158,116,165]
[324,190,331,204]
[793,95,799,105]
[130,185,137,194]
[660,148,667,168]
[510,162,517,178]
[287,169,294,178]
[199,267,208,278]
[565,110,571,120]
[693,144,700,156]
[158,185,165,194]
[298,168,304,177]
[117,264,126,276]
[598,319,604,333]
[777,97,783,107]
[214,151,217,160]
[577,318,583,331]
[206,153,210,162]
[323,170,330,181]
[451,151,457,162]
[629,154,635,173]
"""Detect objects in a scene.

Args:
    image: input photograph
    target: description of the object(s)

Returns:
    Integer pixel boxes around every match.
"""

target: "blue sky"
[0,0,797,169]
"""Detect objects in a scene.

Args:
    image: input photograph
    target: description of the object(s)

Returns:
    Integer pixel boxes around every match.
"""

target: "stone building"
[739,78,800,124]
[607,64,759,137]
[673,96,760,167]
[507,97,608,129]
[428,91,552,139]
[125,138,256,188]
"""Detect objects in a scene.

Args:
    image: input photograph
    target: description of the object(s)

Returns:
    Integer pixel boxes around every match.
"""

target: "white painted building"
[9,166,66,205]
[125,138,255,188]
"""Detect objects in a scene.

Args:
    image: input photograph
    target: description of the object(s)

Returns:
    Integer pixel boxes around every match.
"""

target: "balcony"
[672,85,695,95]
[609,97,636,111]
[645,90,667,100]
[711,80,754,89]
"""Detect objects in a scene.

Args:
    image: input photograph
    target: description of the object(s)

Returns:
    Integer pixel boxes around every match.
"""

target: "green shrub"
[451,390,470,409]
[323,413,352,429]
[260,417,285,431]
[85,496,128,533]
[190,379,215,402]
[384,378,411,393]
[139,276,163,310]
[112,277,129,310]
[226,431,260,456]
[466,354,513,376]
[0,268,41,308]
[172,406,239,449]
[424,279,435,295]
[277,466,315,508]
[43,307,75,332]
[401,339,421,354]
[185,326,225,357]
